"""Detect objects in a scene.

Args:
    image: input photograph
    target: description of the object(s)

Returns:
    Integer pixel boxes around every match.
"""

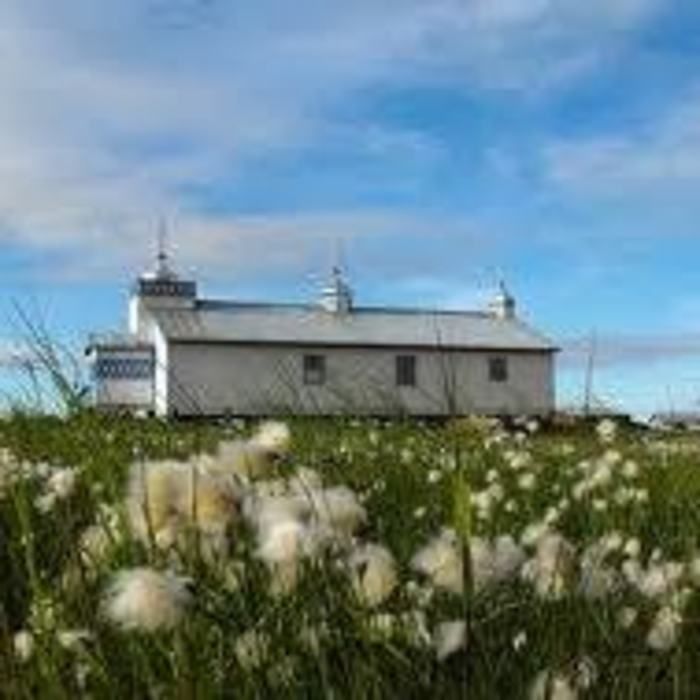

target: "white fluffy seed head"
[249,421,291,456]
[434,620,467,661]
[102,567,192,632]
[125,460,239,548]
[411,529,463,595]
[348,543,397,607]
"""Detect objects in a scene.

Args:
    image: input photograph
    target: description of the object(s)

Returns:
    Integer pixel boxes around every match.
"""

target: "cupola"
[319,266,353,314]
[489,280,516,320]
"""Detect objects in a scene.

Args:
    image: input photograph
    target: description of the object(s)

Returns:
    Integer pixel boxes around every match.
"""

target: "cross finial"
[157,218,169,273]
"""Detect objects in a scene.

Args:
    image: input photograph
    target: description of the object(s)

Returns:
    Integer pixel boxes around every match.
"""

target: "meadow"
[0,411,699,698]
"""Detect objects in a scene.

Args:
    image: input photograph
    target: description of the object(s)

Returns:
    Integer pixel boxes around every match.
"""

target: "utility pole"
[583,330,597,417]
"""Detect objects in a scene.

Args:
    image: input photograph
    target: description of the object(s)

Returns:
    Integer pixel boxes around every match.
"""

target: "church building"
[86,246,557,417]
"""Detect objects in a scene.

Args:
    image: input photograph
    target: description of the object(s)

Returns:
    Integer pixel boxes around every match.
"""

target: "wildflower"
[637,562,684,600]
[13,630,34,662]
[647,606,682,652]
[521,521,550,548]
[46,467,77,499]
[102,568,192,632]
[348,543,397,607]
[507,450,532,470]
[413,505,427,520]
[529,670,577,700]
[471,535,526,593]
[308,486,366,539]
[57,629,92,652]
[592,498,607,512]
[521,533,574,600]
[256,519,315,564]
[689,556,700,586]
[596,418,617,443]
[434,620,467,661]
[125,460,240,550]
[215,421,291,479]
[78,524,114,566]
[35,492,58,514]
[518,473,536,491]
[411,529,463,595]
[622,460,639,479]
[617,606,638,629]
[513,630,527,651]
[426,469,442,484]
[623,538,641,559]
[288,467,323,495]
[573,657,598,691]
[234,630,270,671]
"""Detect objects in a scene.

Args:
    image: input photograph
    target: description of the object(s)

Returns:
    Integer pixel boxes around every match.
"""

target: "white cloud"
[0,0,661,279]
[545,87,700,193]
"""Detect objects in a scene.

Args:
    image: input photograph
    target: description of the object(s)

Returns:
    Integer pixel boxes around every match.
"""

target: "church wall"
[165,342,554,417]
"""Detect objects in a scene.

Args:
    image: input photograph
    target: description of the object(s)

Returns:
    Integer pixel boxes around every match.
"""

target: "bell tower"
[128,221,197,337]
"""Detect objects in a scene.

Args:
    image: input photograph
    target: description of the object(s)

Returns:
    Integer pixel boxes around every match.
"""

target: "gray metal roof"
[150,300,557,351]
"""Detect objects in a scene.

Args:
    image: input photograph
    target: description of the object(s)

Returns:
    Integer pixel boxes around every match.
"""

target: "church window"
[396,355,417,387]
[488,356,508,383]
[303,354,326,385]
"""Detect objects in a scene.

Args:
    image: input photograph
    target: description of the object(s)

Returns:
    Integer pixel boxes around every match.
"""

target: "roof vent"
[489,281,516,320]
[319,266,353,314]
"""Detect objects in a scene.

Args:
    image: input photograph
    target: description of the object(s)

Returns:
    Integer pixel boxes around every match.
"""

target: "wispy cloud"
[545,86,700,194]
[0,0,661,279]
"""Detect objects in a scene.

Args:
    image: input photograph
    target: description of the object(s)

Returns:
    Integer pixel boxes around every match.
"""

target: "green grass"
[1,412,699,698]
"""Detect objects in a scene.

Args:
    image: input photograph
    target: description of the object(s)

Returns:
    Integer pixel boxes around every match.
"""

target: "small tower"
[129,222,197,336]
[489,280,516,320]
[319,266,353,314]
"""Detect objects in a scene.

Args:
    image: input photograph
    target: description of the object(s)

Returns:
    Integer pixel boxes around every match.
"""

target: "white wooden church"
[86,246,557,417]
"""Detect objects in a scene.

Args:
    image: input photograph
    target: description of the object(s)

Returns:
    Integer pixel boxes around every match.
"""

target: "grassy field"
[1,411,699,698]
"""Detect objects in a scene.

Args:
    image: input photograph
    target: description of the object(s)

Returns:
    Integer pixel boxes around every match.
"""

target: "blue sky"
[2,0,700,415]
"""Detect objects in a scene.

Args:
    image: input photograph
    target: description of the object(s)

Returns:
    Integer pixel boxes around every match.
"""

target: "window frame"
[488,355,509,383]
[395,354,417,387]
[303,354,326,386]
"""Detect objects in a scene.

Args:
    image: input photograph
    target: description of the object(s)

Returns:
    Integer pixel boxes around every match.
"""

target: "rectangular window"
[488,356,508,383]
[303,354,326,385]
[94,357,154,381]
[396,355,417,387]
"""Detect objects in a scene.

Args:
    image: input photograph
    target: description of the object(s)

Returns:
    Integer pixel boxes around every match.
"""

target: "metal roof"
[149,300,557,351]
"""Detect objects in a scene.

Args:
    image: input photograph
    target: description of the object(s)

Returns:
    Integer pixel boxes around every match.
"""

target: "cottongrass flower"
[102,567,192,632]
[411,529,463,595]
[216,421,291,480]
[57,629,92,652]
[234,629,271,671]
[125,460,240,550]
[433,620,467,661]
[512,630,527,651]
[529,669,578,700]
[596,418,617,443]
[518,473,536,491]
[426,469,442,484]
[521,533,575,600]
[307,485,367,539]
[617,606,638,629]
[521,521,550,549]
[348,543,397,607]
[471,535,525,593]
[47,467,77,499]
[646,606,682,652]
[13,630,34,662]
[578,542,619,600]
